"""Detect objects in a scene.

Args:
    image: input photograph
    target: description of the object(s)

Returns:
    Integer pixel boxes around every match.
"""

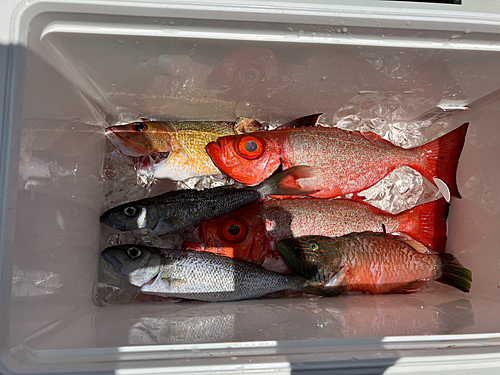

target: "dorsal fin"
[360,131,383,143]
[276,113,322,129]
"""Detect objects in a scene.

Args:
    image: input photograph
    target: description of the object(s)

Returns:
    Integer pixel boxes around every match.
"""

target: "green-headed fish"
[277,232,472,295]
[101,245,324,302]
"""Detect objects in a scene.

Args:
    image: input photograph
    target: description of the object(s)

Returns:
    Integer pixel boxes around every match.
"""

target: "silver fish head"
[100,202,160,232]
[101,245,162,287]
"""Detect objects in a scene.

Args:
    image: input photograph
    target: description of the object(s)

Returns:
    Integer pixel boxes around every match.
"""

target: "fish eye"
[245,140,258,152]
[133,123,146,132]
[309,242,319,251]
[220,218,247,243]
[124,206,137,217]
[235,135,265,160]
[127,247,141,259]
[227,224,241,236]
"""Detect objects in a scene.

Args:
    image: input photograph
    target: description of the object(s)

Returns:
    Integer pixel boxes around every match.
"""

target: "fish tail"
[256,165,319,196]
[413,123,468,198]
[436,253,472,292]
[399,198,449,253]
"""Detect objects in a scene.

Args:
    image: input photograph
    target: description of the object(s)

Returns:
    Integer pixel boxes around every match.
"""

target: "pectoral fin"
[322,268,347,296]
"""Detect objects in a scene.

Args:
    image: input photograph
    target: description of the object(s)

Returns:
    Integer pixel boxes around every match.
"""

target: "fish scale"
[206,121,468,199]
[190,197,448,274]
[284,127,415,197]
[277,232,461,295]
[101,245,323,302]
[106,120,247,180]
[101,166,316,236]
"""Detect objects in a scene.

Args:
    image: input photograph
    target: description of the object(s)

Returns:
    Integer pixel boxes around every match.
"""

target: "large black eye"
[124,207,137,217]
[309,242,319,251]
[227,224,241,236]
[134,123,146,131]
[220,218,247,243]
[244,140,258,152]
[127,247,141,259]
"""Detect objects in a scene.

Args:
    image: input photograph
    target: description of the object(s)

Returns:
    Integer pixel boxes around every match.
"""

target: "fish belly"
[340,235,437,294]
[154,130,227,179]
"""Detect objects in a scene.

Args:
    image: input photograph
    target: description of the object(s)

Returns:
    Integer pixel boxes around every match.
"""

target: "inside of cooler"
[3,6,500,372]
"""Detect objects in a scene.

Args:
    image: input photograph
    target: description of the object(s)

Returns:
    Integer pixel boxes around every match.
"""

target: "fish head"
[206,133,281,185]
[100,202,161,233]
[187,208,269,265]
[101,245,162,287]
[277,235,338,281]
[106,121,173,157]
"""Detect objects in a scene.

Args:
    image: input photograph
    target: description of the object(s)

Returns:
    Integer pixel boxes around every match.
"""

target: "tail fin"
[398,198,449,253]
[436,253,472,292]
[412,123,468,198]
[256,165,319,196]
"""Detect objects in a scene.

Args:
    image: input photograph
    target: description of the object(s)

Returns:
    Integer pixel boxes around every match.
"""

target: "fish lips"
[105,127,146,157]
[205,140,224,166]
[101,249,121,272]
[276,240,300,271]
[100,211,131,232]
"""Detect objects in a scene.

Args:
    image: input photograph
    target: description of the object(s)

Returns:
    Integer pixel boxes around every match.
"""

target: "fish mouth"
[100,214,128,232]
[276,239,301,272]
[276,240,294,258]
[206,140,223,165]
[101,250,119,270]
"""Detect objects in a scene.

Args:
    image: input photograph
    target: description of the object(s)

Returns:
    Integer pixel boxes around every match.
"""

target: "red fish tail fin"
[398,198,449,253]
[257,165,319,196]
[436,253,472,292]
[412,123,468,198]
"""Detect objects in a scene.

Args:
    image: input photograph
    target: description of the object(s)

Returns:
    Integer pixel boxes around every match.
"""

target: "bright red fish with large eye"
[206,113,469,199]
[183,197,449,274]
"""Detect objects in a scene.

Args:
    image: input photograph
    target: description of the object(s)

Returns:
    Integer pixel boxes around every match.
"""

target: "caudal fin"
[413,123,468,198]
[399,198,449,253]
[256,165,319,196]
[436,253,472,292]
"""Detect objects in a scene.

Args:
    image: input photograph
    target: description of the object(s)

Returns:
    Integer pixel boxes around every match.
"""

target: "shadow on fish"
[100,165,316,235]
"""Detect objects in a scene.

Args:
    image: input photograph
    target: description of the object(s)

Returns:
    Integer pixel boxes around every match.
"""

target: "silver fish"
[101,245,323,302]
[100,165,315,236]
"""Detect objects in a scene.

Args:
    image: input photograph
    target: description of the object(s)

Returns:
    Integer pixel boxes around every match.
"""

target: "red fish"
[206,117,469,199]
[277,232,471,295]
[184,198,448,273]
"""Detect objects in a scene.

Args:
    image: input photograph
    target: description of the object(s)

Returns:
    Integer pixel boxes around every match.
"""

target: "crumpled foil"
[106,228,163,247]
[359,166,442,214]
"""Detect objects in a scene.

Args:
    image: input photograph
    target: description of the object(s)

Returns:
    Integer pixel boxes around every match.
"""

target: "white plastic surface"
[2,0,500,374]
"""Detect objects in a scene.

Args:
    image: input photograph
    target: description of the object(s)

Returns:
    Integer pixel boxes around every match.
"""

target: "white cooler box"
[1,0,500,374]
